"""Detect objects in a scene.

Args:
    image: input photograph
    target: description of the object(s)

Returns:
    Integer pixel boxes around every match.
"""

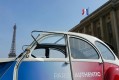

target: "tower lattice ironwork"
[8,24,17,58]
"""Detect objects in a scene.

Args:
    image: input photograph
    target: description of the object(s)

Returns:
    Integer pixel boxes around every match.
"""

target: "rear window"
[95,41,115,60]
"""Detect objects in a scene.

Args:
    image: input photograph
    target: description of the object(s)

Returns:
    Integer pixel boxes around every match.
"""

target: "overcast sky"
[0,0,108,58]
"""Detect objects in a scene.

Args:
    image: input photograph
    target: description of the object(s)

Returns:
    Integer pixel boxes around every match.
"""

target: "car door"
[69,36,103,80]
[17,34,72,80]
[17,47,72,80]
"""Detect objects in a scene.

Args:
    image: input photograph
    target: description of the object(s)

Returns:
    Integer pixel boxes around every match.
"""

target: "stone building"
[69,0,119,57]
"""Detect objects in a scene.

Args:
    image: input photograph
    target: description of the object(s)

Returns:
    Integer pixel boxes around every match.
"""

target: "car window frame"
[29,33,70,59]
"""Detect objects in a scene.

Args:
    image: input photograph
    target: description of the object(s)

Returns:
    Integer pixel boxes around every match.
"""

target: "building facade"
[69,0,119,57]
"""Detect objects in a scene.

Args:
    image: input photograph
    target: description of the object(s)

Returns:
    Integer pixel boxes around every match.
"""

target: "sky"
[0,0,108,58]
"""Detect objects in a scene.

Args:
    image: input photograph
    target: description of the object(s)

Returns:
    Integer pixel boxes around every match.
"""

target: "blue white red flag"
[82,8,89,15]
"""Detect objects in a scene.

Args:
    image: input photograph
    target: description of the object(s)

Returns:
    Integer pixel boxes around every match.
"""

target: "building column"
[111,9,119,56]
[84,27,86,33]
[100,17,104,40]
[91,22,94,36]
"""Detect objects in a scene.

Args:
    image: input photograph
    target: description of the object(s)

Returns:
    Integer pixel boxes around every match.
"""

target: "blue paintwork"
[18,61,71,80]
[0,61,16,80]
[0,61,14,77]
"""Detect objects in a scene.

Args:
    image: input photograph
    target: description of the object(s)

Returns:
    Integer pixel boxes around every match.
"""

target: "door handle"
[65,61,70,64]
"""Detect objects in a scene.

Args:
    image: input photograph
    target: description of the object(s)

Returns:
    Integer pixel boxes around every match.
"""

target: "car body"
[0,31,119,80]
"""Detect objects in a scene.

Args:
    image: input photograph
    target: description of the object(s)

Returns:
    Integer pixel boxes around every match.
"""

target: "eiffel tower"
[8,24,17,58]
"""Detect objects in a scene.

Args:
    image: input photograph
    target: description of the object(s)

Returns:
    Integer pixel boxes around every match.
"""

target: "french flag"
[82,8,89,15]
